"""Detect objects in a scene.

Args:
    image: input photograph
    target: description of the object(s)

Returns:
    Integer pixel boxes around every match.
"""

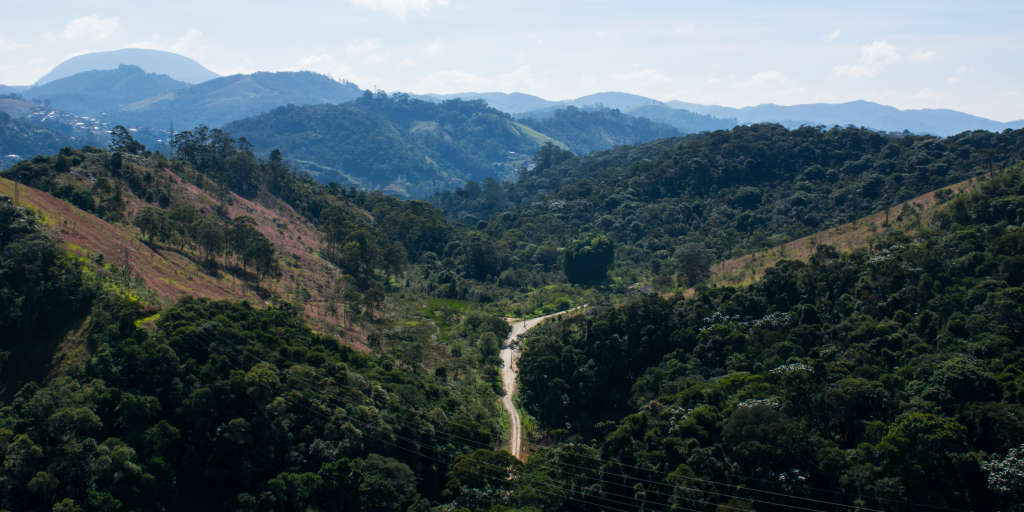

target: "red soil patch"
[1,175,368,351]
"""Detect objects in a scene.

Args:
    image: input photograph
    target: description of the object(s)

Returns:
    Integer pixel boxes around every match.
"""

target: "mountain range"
[4,48,1024,195]
[426,90,1024,136]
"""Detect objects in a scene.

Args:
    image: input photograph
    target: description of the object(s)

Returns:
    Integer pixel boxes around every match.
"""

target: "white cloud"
[0,36,28,51]
[947,64,969,84]
[611,68,673,86]
[738,70,787,88]
[125,28,203,57]
[350,0,449,18]
[832,63,876,78]
[495,65,541,91]
[827,30,841,41]
[345,38,379,56]
[170,28,202,54]
[832,40,901,78]
[415,69,490,92]
[63,15,119,41]
[860,41,900,66]
[410,65,541,94]
[342,38,386,64]
[910,50,937,62]
[911,88,942,101]
[295,53,352,80]
[673,23,696,35]
[422,41,443,58]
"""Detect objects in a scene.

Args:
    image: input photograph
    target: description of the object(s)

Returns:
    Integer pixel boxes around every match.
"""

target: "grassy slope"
[0,166,366,349]
[693,173,987,293]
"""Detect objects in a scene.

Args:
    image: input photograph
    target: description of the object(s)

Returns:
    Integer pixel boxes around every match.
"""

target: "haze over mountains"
[4,47,1024,191]
[3,7,1024,506]
[33,48,219,85]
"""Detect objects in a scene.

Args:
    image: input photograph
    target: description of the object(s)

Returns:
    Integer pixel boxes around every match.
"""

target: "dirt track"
[500,307,582,460]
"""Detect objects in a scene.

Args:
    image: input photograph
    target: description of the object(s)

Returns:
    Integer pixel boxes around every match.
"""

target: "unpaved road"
[500,307,582,460]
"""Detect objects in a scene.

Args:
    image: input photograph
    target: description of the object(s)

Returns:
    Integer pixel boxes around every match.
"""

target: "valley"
[3,120,1021,510]
[2,10,1024,509]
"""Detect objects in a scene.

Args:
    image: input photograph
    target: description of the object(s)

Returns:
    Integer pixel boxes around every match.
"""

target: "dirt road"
[500,307,582,460]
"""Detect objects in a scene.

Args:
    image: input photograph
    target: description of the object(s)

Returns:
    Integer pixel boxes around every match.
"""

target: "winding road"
[500,307,582,460]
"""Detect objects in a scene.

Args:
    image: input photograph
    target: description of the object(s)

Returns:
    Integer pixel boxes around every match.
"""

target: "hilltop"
[118,71,364,130]
[35,48,219,85]
[24,64,189,117]
[224,93,559,196]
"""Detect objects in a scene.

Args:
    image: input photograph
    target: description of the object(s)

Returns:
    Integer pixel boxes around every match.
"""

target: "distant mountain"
[436,90,1020,137]
[118,71,364,130]
[36,48,218,85]
[0,85,29,95]
[430,91,664,114]
[667,99,1021,136]
[519,106,680,154]
[24,65,188,116]
[626,104,737,133]
[566,92,663,111]
[415,92,556,114]
[224,93,559,196]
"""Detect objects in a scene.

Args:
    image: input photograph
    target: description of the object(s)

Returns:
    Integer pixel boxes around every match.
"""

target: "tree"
[358,454,418,512]
[134,207,168,242]
[564,234,614,284]
[195,217,225,262]
[674,242,711,286]
[109,125,145,155]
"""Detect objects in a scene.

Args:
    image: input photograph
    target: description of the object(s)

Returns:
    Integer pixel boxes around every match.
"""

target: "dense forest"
[518,106,680,155]
[1,120,1023,510]
[0,134,509,510]
[430,125,1024,297]
[512,165,1024,511]
[223,92,553,197]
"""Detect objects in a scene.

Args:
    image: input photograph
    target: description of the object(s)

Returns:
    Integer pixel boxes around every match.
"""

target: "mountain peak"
[36,48,219,85]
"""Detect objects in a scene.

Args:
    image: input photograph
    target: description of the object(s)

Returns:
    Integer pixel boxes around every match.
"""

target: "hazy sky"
[2,0,1022,120]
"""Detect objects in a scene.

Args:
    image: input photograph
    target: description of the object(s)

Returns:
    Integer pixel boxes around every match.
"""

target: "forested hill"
[430,125,1024,293]
[516,164,1024,511]
[224,92,560,197]
[518,106,681,154]
[23,65,188,117]
[117,71,365,130]
[0,197,505,510]
[0,129,518,510]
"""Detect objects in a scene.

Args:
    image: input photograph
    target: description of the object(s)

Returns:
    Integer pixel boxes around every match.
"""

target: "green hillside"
[224,93,547,196]
[519,106,680,154]
[2,121,1024,510]
[25,65,188,116]
[517,164,1024,511]
[430,125,1024,299]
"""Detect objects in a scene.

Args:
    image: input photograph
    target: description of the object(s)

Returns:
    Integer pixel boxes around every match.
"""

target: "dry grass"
[1,168,367,350]
[698,175,985,291]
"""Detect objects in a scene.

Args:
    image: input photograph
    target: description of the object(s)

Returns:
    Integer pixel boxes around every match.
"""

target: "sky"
[1,0,1023,121]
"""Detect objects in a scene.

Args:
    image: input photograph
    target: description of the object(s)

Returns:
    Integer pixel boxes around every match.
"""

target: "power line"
[190,327,835,512]
[184,323,972,512]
